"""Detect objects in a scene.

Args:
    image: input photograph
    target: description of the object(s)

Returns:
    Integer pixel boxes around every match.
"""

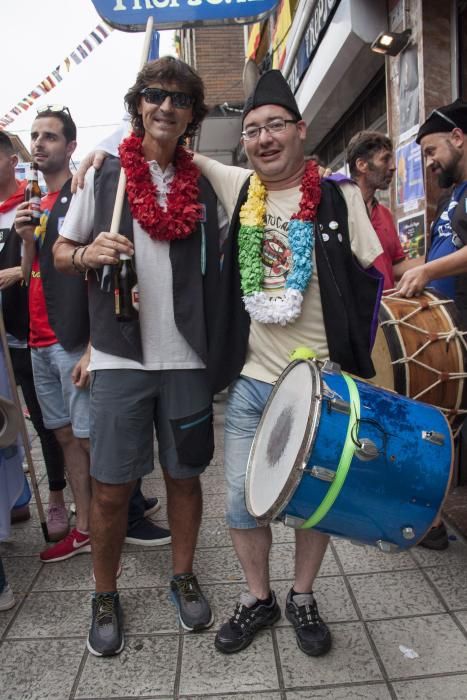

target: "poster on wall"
[396,139,424,209]
[399,43,420,142]
[398,212,426,259]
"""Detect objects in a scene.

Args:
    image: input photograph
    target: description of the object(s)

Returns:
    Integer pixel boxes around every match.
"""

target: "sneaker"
[87,592,124,657]
[23,407,31,420]
[47,504,70,542]
[419,522,449,550]
[0,584,16,611]
[40,527,91,562]
[215,591,281,653]
[144,496,161,518]
[124,519,171,546]
[170,573,214,631]
[11,505,31,524]
[285,589,332,656]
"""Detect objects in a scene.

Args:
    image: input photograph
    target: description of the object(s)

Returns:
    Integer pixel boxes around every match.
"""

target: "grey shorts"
[89,368,214,484]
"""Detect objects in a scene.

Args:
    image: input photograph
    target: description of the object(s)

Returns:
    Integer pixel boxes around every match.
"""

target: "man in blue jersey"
[397,99,467,326]
[398,99,467,550]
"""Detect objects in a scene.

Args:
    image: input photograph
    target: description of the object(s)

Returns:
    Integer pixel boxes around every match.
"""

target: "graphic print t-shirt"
[28,191,60,348]
[195,158,382,383]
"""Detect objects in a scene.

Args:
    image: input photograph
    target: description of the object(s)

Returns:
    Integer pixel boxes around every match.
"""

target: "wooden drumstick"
[101,16,155,290]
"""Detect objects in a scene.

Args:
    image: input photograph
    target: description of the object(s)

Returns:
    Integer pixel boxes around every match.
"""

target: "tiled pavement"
[1,397,467,700]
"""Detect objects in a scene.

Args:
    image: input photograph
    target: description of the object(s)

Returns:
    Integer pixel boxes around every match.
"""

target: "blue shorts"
[224,375,273,529]
[31,343,89,438]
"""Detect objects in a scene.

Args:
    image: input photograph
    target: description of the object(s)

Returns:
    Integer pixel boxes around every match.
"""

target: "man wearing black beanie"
[194,70,383,657]
[397,98,467,322]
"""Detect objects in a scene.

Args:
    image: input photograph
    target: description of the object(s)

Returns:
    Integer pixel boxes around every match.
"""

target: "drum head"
[246,361,321,521]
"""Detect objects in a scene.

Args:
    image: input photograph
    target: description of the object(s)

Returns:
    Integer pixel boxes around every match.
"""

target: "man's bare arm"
[397,246,467,296]
[53,233,134,274]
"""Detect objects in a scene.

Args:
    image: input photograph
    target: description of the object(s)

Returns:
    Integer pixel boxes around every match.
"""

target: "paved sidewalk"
[1,397,467,699]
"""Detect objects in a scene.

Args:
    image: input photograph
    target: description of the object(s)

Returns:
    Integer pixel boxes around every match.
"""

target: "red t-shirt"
[28,191,60,348]
[370,200,405,290]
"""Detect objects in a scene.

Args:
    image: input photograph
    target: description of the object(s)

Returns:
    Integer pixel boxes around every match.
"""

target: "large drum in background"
[246,360,453,551]
[372,290,467,429]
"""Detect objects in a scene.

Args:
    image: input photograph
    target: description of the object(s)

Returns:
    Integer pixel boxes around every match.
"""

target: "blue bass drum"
[245,360,453,551]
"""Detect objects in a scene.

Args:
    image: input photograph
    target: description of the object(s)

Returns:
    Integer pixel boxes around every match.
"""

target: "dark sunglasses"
[37,104,72,117]
[140,87,194,110]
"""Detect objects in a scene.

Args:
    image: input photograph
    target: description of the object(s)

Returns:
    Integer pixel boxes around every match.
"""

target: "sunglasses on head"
[427,108,458,130]
[37,104,72,117]
[140,87,194,110]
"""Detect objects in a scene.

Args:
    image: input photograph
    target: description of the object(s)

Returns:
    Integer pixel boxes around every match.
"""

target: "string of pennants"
[0,23,113,130]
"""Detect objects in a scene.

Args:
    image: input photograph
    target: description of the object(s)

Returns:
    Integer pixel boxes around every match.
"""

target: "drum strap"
[301,373,360,529]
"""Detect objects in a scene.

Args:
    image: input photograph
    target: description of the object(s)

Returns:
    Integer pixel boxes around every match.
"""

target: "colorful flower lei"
[238,160,321,325]
[119,134,202,242]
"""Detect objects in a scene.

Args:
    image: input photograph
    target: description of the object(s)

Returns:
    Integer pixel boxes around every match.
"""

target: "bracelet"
[71,246,84,273]
[79,245,89,270]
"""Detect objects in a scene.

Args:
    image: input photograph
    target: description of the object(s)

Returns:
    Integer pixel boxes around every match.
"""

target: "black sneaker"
[170,573,214,631]
[215,591,281,654]
[87,592,124,657]
[285,589,331,656]
[418,522,449,550]
[125,519,171,546]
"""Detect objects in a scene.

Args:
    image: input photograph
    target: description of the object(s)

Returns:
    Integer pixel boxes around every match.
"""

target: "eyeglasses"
[427,108,458,130]
[37,104,72,117]
[241,118,298,141]
[140,88,194,109]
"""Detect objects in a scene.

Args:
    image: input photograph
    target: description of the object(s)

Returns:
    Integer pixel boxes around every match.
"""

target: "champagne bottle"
[114,253,139,322]
[24,163,41,224]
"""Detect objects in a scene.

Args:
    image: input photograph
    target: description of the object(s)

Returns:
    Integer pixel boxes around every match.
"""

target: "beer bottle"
[114,253,139,322]
[24,163,41,224]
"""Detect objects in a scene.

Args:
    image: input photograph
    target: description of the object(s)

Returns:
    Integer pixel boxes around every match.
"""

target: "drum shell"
[282,371,452,549]
[372,290,467,427]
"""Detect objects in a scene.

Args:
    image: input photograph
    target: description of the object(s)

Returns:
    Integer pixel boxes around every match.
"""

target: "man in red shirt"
[0,130,68,539]
[347,131,412,289]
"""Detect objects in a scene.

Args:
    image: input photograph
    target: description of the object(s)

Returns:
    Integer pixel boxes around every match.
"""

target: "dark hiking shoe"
[285,589,331,656]
[215,591,281,654]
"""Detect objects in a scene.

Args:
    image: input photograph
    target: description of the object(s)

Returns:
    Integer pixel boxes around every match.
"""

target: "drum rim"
[245,359,322,523]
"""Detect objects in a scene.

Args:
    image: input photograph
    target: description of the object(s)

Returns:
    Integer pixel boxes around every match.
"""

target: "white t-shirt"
[194,157,382,383]
[60,163,205,372]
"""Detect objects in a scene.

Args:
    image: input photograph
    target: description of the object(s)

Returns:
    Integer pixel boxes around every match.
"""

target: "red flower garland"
[118,134,202,242]
[291,159,322,222]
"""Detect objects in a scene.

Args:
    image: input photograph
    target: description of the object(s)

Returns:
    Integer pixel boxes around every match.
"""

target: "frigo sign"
[91,0,279,29]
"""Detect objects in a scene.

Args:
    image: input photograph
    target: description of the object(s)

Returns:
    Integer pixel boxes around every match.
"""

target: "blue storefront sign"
[91,0,279,30]
[288,0,340,94]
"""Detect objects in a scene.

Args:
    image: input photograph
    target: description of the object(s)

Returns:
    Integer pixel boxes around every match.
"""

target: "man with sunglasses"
[53,58,223,657]
[14,107,167,565]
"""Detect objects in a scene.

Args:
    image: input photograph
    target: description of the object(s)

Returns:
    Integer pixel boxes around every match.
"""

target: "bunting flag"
[272,0,292,69]
[247,22,262,59]
[0,23,113,130]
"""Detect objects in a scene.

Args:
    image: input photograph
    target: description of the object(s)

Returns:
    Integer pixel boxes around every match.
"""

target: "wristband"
[71,246,84,273]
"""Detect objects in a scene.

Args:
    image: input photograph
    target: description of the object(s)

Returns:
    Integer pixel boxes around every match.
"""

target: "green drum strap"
[300,373,360,529]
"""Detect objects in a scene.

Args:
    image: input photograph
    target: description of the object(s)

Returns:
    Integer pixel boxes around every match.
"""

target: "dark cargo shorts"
[89,368,214,484]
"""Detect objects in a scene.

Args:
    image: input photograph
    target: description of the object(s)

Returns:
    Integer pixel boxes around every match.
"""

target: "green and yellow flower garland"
[238,161,322,325]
